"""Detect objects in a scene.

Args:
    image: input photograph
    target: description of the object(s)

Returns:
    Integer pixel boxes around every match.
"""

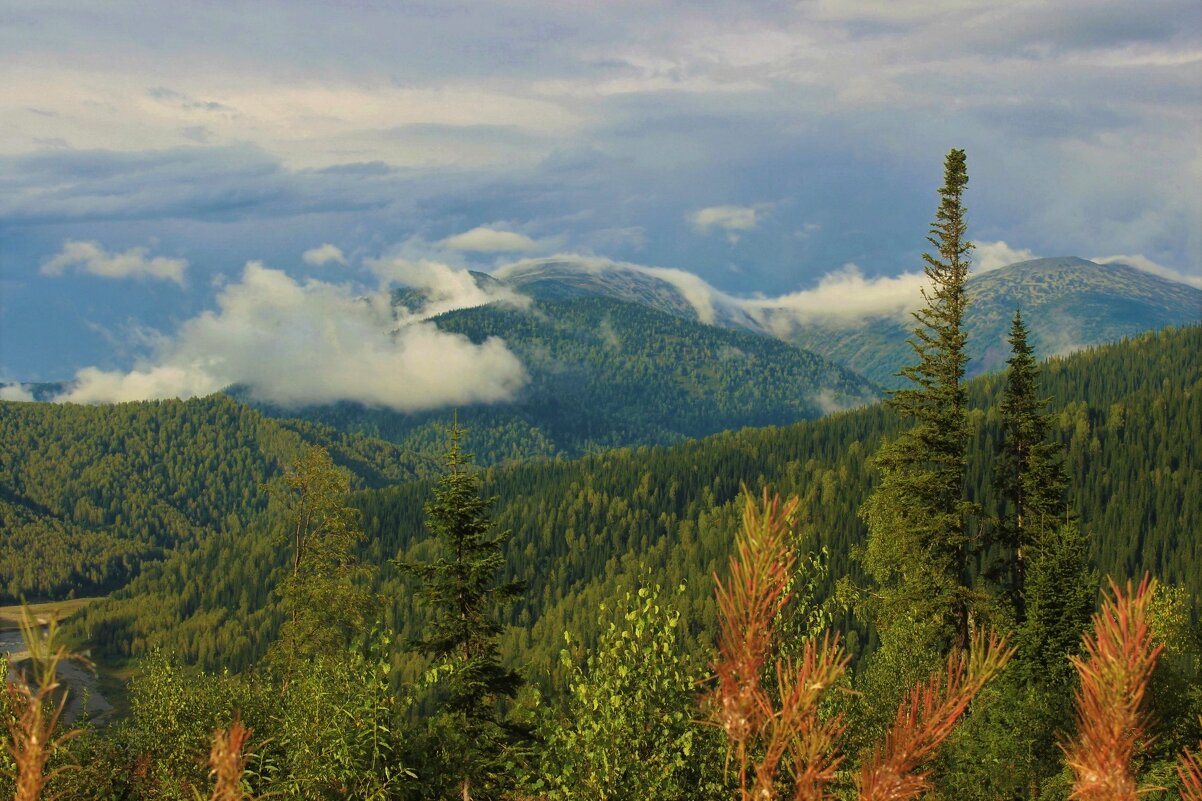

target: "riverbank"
[1,597,115,726]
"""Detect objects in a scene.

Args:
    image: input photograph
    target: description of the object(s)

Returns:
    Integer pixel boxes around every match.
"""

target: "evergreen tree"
[948,312,1092,801]
[860,148,977,676]
[995,309,1069,622]
[402,424,528,800]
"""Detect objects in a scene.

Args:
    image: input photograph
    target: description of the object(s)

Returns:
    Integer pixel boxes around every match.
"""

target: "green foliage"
[0,394,420,603]
[993,309,1070,619]
[536,584,726,801]
[84,644,411,800]
[946,521,1096,800]
[400,425,529,800]
[860,148,977,687]
[266,445,374,679]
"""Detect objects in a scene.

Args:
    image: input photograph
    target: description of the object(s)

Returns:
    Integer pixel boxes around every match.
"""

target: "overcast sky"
[2,0,1199,392]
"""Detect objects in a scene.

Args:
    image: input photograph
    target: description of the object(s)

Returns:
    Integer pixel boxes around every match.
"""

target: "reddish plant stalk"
[856,630,1014,801]
[1063,575,1162,801]
[209,717,254,801]
[3,610,83,801]
[712,488,849,801]
[1177,743,1202,801]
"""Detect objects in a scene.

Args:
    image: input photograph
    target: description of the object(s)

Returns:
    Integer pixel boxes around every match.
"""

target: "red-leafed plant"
[208,716,254,801]
[711,488,1011,801]
[856,630,1014,801]
[1064,575,1163,801]
[712,488,849,800]
[1176,735,1201,801]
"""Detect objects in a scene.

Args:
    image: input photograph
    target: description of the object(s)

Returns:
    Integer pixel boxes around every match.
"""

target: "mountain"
[248,296,881,464]
[0,394,426,602]
[786,257,1202,385]
[70,325,1201,677]
[495,256,1202,387]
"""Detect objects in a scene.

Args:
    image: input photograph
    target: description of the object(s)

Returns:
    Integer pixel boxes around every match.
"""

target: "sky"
[1,0,1200,406]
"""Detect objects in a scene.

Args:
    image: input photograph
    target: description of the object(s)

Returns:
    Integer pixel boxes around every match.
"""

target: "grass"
[0,598,100,631]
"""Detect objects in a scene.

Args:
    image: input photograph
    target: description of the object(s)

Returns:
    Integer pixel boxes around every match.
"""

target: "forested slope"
[0,395,424,602]
[70,325,1201,681]
[249,296,880,465]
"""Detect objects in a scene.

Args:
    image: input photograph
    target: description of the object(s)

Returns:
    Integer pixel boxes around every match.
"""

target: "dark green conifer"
[402,423,528,800]
[860,148,977,674]
[996,309,1069,622]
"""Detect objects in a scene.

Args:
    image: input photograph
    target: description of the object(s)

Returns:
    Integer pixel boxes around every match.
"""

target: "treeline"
[250,296,881,466]
[69,323,1202,682]
[0,395,422,602]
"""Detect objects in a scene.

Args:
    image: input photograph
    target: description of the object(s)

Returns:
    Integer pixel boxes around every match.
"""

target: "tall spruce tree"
[995,309,1069,623]
[860,148,976,677]
[402,424,528,800]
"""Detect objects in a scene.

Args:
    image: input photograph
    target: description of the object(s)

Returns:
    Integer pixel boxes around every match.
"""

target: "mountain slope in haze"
[252,296,881,464]
[71,325,1202,677]
[497,256,1202,387]
[0,394,425,602]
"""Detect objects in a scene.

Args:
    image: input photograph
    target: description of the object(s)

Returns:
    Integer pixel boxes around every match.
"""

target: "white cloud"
[688,205,762,235]
[302,243,347,266]
[442,227,539,253]
[53,262,528,411]
[0,384,36,402]
[365,256,530,318]
[497,254,927,331]
[743,264,927,332]
[1092,254,1202,289]
[40,240,187,285]
[974,241,1038,273]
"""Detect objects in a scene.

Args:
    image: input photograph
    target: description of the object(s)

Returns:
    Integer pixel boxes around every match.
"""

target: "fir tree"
[995,308,1069,622]
[947,311,1093,801]
[402,423,528,800]
[860,148,977,675]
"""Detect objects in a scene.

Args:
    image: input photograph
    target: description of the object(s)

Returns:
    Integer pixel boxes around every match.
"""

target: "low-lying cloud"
[975,241,1037,273]
[0,384,36,402]
[53,262,528,410]
[366,256,530,319]
[1093,254,1202,289]
[41,240,188,285]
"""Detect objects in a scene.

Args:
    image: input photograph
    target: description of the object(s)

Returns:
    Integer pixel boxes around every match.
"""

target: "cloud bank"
[40,241,188,285]
[53,262,528,410]
[1093,254,1202,289]
[0,384,36,402]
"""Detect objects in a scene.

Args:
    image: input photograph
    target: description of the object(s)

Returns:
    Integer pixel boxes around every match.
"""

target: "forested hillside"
[490,255,1202,388]
[247,296,880,465]
[0,395,424,602]
[70,324,1201,682]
